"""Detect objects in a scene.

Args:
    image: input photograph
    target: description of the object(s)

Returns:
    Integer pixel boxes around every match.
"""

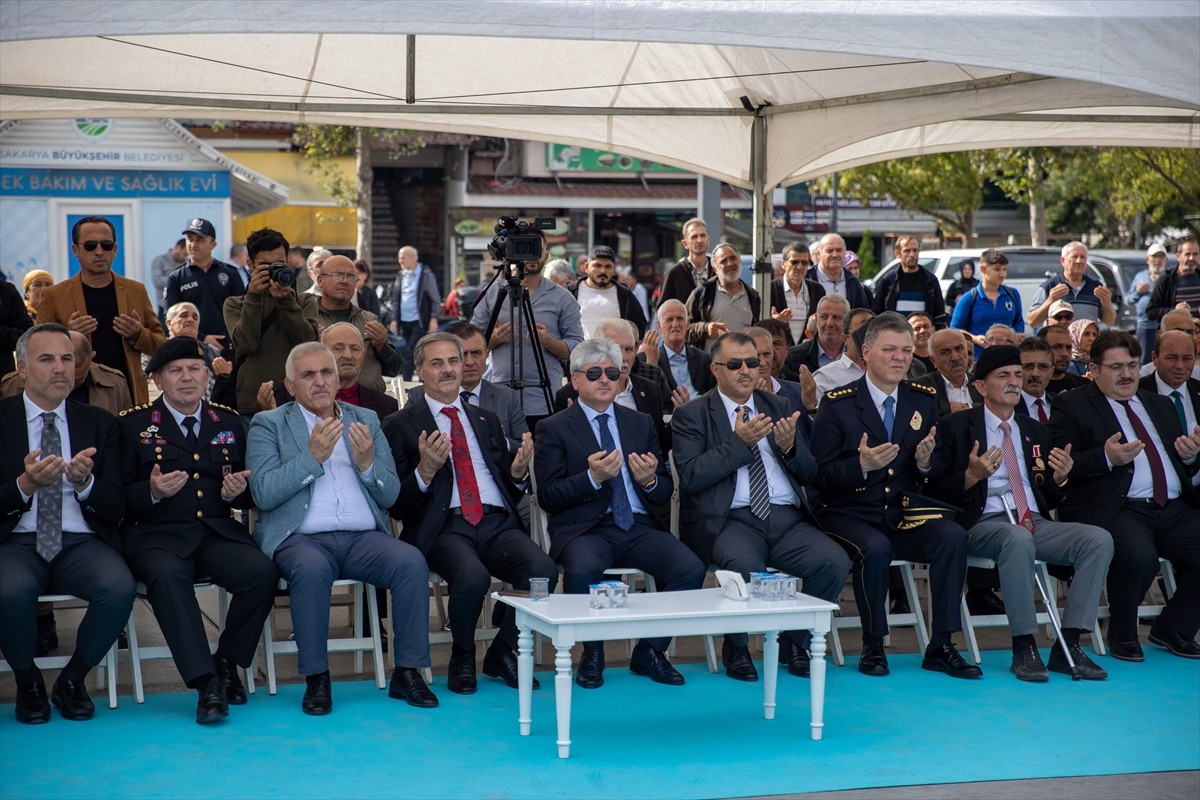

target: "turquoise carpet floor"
[2,649,1197,799]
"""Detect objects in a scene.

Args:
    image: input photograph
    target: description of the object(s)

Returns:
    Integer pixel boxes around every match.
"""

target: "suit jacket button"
[193,473,200,480]
[884,487,891,493]
[887,469,894,476]
[196,490,204,498]
[193,454,201,461]
[196,511,204,518]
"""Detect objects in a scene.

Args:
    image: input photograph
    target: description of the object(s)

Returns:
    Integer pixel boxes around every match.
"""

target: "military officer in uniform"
[117,337,277,724]
[812,313,979,679]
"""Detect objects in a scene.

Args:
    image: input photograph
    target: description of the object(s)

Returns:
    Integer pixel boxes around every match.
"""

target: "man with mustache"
[929,345,1112,681]
[1015,337,1056,423]
[384,332,556,694]
[1049,330,1200,661]
[1039,324,1089,394]
[922,328,982,417]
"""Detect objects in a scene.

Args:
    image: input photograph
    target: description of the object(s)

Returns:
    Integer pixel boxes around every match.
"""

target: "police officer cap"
[182,218,216,238]
[973,345,1021,381]
[145,337,207,375]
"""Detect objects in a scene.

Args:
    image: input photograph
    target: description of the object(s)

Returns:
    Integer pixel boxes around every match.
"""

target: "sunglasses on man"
[714,357,761,370]
[80,240,116,252]
[577,366,621,382]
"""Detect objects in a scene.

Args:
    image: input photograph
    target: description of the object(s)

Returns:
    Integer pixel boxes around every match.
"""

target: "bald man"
[315,255,403,393]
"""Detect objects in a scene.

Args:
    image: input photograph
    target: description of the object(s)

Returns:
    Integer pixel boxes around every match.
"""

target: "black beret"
[145,336,207,375]
[973,344,1021,381]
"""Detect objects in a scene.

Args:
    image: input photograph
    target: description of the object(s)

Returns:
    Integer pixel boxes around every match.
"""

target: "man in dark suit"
[1015,337,1057,422]
[769,242,825,348]
[918,328,983,417]
[534,338,706,689]
[259,322,399,421]
[812,313,980,679]
[782,294,848,383]
[556,320,668,449]
[673,332,849,682]
[0,323,134,724]
[1050,330,1200,661]
[931,346,1111,681]
[1139,330,1200,482]
[384,332,556,694]
[118,336,278,724]
[637,299,714,406]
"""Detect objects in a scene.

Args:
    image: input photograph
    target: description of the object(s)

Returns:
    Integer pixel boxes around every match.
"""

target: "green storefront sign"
[546,144,683,173]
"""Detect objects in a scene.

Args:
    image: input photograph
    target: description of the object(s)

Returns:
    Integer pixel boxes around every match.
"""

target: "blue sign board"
[0,168,229,198]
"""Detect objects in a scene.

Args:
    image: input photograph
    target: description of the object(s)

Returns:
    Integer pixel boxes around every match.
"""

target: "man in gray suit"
[406,322,526,451]
[247,342,436,715]
[672,332,850,683]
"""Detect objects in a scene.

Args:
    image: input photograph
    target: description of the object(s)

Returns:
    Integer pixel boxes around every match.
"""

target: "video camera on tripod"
[486,216,557,278]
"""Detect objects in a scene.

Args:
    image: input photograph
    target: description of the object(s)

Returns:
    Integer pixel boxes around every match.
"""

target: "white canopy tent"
[2,0,1198,281]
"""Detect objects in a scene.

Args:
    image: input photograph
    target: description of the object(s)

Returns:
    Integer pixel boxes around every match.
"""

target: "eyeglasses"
[1053,313,1074,321]
[80,240,115,252]
[320,271,356,283]
[577,366,621,382]
[783,259,809,267]
[1096,361,1140,375]
[714,357,761,370]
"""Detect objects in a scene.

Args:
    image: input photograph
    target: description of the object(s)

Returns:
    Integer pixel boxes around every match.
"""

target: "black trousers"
[126,529,277,686]
[1105,499,1200,643]
[820,512,968,640]
[559,515,706,653]
[426,511,557,653]
[0,533,134,674]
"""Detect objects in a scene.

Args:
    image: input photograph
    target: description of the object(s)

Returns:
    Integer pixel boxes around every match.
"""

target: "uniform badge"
[909,410,922,430]
[151,410,162,425]
[222,465,232,476]
[1032,445,1041,458]
[1033,457,1045,472]
[208,407,220,423]
[218,272,229,286]
[1023,515,1035,532]
[1035,473,1045,485]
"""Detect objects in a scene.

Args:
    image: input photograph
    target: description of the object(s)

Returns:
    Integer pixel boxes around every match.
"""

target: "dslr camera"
[267,261,296,287]
[487,216,556,274]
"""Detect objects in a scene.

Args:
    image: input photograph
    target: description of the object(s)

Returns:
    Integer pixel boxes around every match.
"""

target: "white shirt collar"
[578,400,615,425]
[717,390,756,420]
[1156,372,1186,396]
[982,404,1016,434]
[864,376,898,411]
[22,393,66,425]
[423,391,466,418]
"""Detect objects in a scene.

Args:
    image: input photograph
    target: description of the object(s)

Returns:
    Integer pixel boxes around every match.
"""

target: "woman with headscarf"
[22,269,54,321]
[944,260,979,310]
[844,251,873,306]
[1066,318,1099,377]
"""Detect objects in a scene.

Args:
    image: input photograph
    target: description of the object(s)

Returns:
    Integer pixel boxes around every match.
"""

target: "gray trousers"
[273,530,431,675]
[966,512,1112,636]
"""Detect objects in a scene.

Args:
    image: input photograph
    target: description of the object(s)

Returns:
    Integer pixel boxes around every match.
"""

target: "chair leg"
[703,635,718,673]
[960,594,982,664]
[105,641,118,709]
[126,606,145,705]
[366,584,385,690]
[900,564,930,652]
[263,612,278,696]
[352,583,364,674]
[828,621,845,668]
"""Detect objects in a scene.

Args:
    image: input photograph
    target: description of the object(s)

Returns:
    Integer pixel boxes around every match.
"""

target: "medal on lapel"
[909,410,922,430]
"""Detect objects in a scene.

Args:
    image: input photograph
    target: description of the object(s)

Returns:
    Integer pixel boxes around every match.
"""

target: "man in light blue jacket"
[247,342,436,715]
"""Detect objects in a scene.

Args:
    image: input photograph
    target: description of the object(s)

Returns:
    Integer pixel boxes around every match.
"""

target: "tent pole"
[750,111,774,319]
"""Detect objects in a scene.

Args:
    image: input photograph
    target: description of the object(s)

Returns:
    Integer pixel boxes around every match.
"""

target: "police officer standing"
[164,219,245,355]
[117,337,277,724]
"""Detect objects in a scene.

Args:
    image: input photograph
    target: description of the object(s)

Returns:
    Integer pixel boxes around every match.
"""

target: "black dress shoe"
[50,676,95,721]
[1009,642,1048,682]
[922,642,983,679]
[1048,641,1108,680]
[858,639,890,676]
[1110,640,1145,662]
[213,655,247,705]
[779,637,810,678]
[446,649,478,695]
[722,639,759,682]
[629,642,685,686]
[35,612,58,658]
[575,646,605,689]
[1148,624,1200,659]
[482,644,539,690]
[389,668,439,708]
[14,680,51,725]
[301,672,332,715]
[966,590,1007,616]
[195,676,229,724]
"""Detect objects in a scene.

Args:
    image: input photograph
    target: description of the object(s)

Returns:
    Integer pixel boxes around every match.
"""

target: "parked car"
[866,247,1130,330]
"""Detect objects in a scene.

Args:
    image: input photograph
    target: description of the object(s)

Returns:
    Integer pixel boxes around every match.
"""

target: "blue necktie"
[1171,390,1187,433]
[882,396,895,441]
[596,413,634,530]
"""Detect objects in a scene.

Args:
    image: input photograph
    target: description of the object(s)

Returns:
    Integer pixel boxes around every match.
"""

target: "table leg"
[554,644,573,758]
[809,624,827,741]
[761,630,779,721]
[518,625,533,736]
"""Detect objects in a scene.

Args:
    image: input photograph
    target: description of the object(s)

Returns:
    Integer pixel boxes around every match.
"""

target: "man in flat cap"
[929,345,1112,681]
[117,336,277,724]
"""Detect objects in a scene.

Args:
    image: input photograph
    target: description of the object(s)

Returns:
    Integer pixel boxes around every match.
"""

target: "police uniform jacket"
[118,397,252,557]
[811,376,941,529]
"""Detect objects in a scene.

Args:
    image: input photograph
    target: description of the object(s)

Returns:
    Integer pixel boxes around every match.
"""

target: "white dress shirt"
[1021,390,1051,422]
[814,354,865,405]
[943,374,973,406]
[415,394,506,508]
[1104,394,1183,501]
[1152,374,1199,486]
[782,280,810,344]
[580,402,649,516]
[980,407,1037,516]
[293,404,379,534]
[14,394,95,534]
[716,391,799,507]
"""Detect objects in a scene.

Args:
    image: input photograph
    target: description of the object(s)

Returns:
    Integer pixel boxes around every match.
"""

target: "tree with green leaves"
[855,228,879,279]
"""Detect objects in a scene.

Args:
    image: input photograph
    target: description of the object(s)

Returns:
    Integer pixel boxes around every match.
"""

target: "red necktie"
[999,420,1034,532]
[1118,400,1168,507]
[440,407,483,525]
[1035,398,1048,425]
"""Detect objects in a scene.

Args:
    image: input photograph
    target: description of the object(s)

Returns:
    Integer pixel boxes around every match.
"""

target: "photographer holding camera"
[223,228,319,415]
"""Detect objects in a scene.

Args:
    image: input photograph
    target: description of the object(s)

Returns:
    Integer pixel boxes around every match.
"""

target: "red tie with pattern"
[999,420,1034,532]
[1035,398,1048,425]
[1118,400,1168,507]
[441,407,483,525]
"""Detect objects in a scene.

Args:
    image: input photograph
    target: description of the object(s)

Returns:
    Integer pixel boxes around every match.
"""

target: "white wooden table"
[493,587,837,758]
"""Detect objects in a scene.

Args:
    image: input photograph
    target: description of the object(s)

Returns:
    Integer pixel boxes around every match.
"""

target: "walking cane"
[992,488,1081,680]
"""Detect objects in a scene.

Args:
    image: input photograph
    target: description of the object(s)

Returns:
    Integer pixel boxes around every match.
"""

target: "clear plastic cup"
[608,582,628,608]
[589,584,610,609]
[529,577,549,601]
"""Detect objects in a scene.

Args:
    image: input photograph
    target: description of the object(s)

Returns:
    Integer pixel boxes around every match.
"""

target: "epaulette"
[118,402,153,417]
[905,380,938,396]
[209,402,239,416]
[825,385,857,401]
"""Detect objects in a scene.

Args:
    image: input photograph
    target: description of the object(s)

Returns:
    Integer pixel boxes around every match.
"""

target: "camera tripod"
[481,261,555,414]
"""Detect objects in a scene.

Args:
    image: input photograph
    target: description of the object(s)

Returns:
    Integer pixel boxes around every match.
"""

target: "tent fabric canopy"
[2,0,1196,190]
